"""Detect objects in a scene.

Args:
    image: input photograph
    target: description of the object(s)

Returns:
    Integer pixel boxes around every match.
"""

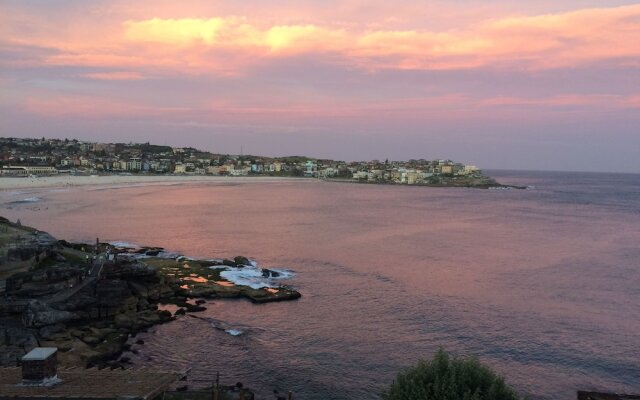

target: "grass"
[145,257,227,285]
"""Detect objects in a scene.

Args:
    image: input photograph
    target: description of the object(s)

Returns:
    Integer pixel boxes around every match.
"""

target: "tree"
[383,349,519,400]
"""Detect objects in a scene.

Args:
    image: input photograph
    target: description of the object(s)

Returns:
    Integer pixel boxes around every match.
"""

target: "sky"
[1,0,639,172]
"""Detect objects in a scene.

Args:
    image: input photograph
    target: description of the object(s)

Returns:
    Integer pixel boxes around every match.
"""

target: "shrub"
[382,349,519,400]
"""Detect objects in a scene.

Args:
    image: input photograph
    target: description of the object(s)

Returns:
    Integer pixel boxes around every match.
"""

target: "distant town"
[0,137,499,187]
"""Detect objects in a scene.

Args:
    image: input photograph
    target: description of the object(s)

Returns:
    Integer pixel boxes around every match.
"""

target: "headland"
[0,217,301,370]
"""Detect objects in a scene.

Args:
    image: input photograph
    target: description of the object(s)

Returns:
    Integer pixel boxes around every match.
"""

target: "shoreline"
[0,218,301,371]
[0,173,522,191]
[0,175,314,191]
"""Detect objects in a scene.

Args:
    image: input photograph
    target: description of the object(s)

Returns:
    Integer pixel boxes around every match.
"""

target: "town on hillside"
[0,137,489,186]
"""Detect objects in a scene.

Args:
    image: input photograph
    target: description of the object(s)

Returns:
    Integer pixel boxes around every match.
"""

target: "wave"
[109,241,140,248]
[9,196,41,204]
[219,264,295,289]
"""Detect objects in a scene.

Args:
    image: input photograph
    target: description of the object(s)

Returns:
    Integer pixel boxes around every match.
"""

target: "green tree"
[383,349,519,400]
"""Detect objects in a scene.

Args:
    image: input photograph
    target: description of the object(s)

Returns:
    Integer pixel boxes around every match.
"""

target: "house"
[441,165,454,175]
[174,163,187,174]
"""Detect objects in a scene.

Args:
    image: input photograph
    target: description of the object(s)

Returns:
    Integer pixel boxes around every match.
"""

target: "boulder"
[1,327,38,348]
[22,300,79,328]
[82,336,101,345]
[261,268,280,278]
[158,310,174,323]
[39,323,66,340]
[234,256,250,266]
[185,304,206,313]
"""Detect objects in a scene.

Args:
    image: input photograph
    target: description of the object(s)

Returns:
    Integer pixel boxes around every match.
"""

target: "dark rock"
[261,268,280,278]
[222,259,237,267]
[174,308,186,316]
[136,339,145,345]
[23,300,80,328]
[158,310,173,322]
[234,256,250,266]
[82,336,101,345]
[38,323,66,340]
[185,304,206,313]
[195,299,206,305]
[1,327,38,348]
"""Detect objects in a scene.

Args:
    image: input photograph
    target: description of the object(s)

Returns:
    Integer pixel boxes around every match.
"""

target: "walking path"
[0,254,106,312]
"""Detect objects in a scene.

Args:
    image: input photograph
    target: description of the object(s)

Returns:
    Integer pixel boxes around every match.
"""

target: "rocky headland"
[0,217,301,370]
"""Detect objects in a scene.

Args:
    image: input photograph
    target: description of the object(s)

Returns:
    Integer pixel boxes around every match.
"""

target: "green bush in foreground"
[383,349,519,400]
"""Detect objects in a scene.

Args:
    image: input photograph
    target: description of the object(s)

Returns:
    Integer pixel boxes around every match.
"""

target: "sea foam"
[219,263,294,289]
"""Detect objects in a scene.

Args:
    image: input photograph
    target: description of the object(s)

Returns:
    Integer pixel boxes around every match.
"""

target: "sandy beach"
[0,174,309,190]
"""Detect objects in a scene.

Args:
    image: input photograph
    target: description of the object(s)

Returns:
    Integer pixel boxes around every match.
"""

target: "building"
[1,166,58,176]
[126,157,142,171]
[174,163,187,174]
[441,165,454,175]
[304,160,317,177]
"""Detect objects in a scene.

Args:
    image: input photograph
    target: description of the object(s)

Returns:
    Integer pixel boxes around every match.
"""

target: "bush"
[382,349,519,400]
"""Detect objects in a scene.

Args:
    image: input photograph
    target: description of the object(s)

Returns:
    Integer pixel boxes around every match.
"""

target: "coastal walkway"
[0,255,107,313]
[47,255,106,305]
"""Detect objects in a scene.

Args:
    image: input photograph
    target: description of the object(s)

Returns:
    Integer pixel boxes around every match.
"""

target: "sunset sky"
[1,1,639,172]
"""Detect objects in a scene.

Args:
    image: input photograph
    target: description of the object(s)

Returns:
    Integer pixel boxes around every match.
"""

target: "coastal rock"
[261,268,280,278]
[234,256,250,266]
[1,327,38,348]
[82,335,101,345]
[158,310,174,322]
[104,262,157,279]
[185,304,206,313]
[88,327,117,340]
[53,293,97,311]
[22,300,80,328]
[39,323,66,340]
[222,259,237,267]
[144,247,164,256]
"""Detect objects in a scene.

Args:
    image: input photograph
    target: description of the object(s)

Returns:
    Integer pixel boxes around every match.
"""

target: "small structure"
[0,347,184,400]
[20,347,59,386]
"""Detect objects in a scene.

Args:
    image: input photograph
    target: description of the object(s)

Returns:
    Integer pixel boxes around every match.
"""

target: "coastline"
[0,218,301,371]
[0,173,520,191]
[0,175,313,191]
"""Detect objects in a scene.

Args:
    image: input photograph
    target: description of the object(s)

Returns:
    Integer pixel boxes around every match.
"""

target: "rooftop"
[22,348,57,361]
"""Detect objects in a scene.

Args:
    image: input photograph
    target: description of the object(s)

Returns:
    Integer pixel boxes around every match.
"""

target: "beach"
[0,175,310,190]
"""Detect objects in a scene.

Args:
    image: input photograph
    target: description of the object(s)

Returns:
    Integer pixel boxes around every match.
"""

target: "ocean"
[1,170,639,399]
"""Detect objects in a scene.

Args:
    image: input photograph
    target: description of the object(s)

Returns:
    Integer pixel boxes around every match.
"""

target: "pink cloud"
[22,95,188,119]
[481,94,640,108]
[83,71,146,80]
[3,4,640,74]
